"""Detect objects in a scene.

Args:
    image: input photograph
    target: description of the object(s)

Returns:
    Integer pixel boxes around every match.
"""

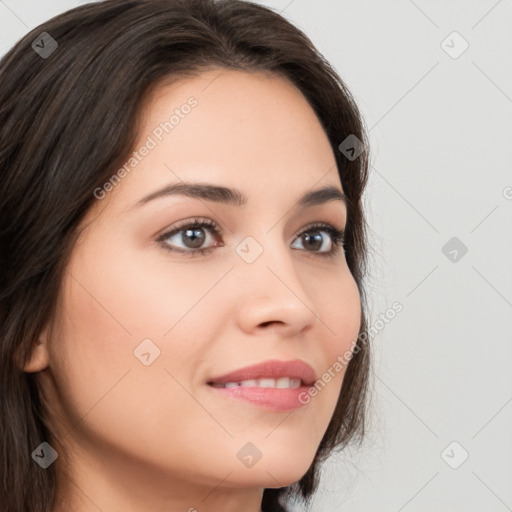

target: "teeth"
[276,377,292,388]
[259,378,275,388]
[242,379,258,387]
[212,377,302,389]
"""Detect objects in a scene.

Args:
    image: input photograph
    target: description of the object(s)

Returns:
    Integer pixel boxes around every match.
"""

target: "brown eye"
[157,218,223,255]
[171,226,206,249]
[291,223,345,258]
[157,218,344,258]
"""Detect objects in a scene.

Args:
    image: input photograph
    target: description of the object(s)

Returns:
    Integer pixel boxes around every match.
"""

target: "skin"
[24,68,361,512]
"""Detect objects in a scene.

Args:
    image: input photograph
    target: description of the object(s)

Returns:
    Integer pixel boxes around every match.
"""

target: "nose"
[233,235,320,337]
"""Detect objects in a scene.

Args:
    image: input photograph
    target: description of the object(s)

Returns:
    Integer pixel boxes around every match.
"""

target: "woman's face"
[28,69,361,510]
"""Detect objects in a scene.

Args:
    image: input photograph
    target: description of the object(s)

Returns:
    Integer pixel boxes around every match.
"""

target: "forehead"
[137,67,334,164]
[94,68,341,215]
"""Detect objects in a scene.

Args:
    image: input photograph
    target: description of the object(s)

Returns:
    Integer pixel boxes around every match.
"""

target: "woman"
[0,0,371,510]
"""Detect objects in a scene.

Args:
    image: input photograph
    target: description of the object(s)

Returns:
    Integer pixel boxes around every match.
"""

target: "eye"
[156,218,345,258]
[291,222,345,258]
[157,217,223,256]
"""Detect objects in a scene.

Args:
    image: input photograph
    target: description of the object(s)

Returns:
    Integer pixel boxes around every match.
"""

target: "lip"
[206,359,317,412]
[207,359,318,387]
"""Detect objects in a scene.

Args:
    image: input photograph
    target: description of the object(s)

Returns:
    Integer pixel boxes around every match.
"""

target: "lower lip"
[207,384,311,411]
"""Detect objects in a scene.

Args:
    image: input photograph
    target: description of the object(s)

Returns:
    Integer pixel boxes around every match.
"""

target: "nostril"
[260,320,283,328]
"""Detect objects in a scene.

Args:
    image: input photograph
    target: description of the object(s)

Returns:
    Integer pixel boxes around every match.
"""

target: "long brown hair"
[0,1,371,510]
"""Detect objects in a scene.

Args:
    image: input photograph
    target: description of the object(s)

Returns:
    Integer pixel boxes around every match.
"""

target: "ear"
[23,329,50,373]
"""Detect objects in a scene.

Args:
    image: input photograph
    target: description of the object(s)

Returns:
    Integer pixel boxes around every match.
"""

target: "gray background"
[1,1,511,511]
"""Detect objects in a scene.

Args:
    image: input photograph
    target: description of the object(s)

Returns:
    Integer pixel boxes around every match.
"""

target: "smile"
[209,377,302,389]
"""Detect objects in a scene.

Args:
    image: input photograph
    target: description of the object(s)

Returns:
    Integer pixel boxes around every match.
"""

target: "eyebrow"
[132,182,348,210]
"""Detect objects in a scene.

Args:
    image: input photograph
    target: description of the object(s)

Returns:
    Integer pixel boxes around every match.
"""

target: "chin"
[234,451,315,488]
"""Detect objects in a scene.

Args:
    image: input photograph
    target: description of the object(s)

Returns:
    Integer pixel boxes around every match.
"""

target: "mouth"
[206,359,317,411]
[208,377,304,389]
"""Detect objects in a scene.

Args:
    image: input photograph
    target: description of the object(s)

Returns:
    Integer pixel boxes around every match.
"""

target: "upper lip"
[207,359,318,386]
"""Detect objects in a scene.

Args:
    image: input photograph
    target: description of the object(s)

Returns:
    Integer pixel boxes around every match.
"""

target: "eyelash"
[156,217,345,258]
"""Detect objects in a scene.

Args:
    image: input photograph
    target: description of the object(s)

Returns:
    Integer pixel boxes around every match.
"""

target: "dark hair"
[0,0,371,510]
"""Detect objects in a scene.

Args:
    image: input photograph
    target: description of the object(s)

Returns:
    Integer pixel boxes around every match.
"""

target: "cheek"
[47,269,204,462]
[309,270,361,411]
[45,273,134,428]
[321,270,362,362]
[63,228,224,348]
[47,239,225,423]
